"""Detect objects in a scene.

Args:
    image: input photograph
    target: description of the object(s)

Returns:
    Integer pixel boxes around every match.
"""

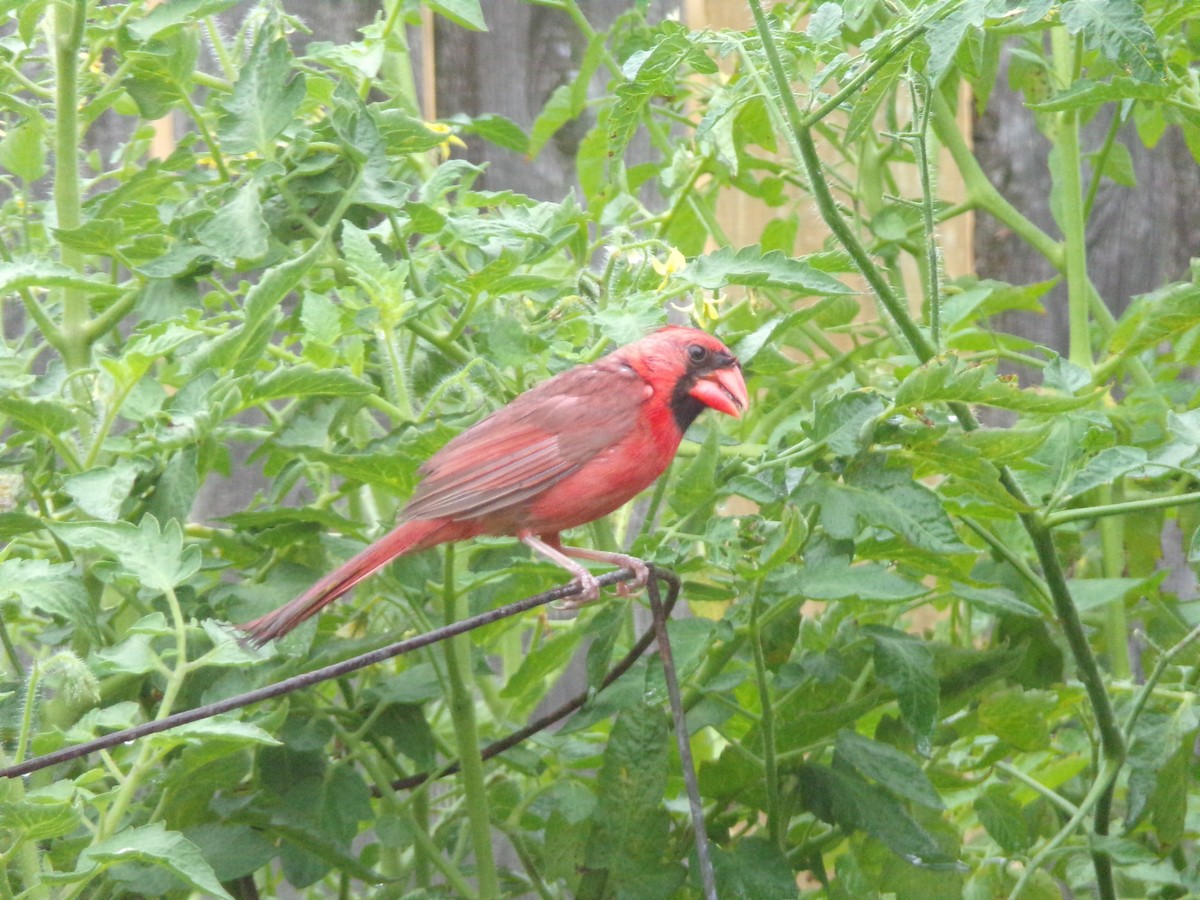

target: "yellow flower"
[650,246,686,289]
[425,122,466,160]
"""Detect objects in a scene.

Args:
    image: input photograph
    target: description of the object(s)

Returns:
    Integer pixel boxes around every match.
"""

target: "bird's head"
[625,326,749,430]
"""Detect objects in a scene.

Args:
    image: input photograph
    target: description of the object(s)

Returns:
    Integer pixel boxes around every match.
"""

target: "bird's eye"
[687,344,709,364]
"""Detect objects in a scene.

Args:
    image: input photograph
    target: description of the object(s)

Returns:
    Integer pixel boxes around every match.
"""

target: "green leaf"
[218,32,305,154]
[91,632,160,676]
[644,618,715,702]
[895,359,1096,412]
[807,2,843,42]
[63,462,141,521]
[195,182,269,265]
[0,116,46,182]
[797,560,929,602]
[63,701,141,743]
[681,245,852,294]
[711,837,798,898]
[669,426,720,515]
[182,823,277,883]
[500,629,584,714]
[847,52,908,140]
[835,730,944,809]
[0,395,76,441]
[758,503,808,571]
[341,221,408,301]
[978,687,1054,751]
[458,113,528,153]
[0,559,95,640]
[1066,576,1146,612]
[941,278,1054,327]
[864,626,939,752]
[146,716,281,752]
[808,465,967,555]
[607,28,692,161]
[528,84,580,159]
[584,704,684,896]
[122,30,198,118]
[126,0,241,41]
[74,822,234,900]
[952,583,1041,618]
[1029,76,1172,112]
[427,0,486,31]
[974,785,1031,853]
[50,515,201,593]
[809,391,887,457]
[0,258,123,297]
[1109,280,1200,355]
[235,365,374,411]
[924,5,986,86]
[0,783,83,842]
[1058,446,1148,502]
[1151,741,1189,848]
[1060,0,1164,83]
[799,764,957,867]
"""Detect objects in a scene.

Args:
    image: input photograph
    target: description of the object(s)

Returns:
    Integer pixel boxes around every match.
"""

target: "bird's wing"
[401,359,649,522]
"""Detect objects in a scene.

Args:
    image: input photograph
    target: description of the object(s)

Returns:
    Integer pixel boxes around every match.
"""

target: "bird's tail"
[240,518,455,646]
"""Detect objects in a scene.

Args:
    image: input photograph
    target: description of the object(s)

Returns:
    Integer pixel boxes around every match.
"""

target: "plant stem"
[930,90,1063,268]
[748,0,932,361]
[52,0,89,372]
[1099,486,1130,680]
[1046,489,1200,527]
[1008,755,1121,900]
[749,587,781,846]
[909,75,941,350]
[1122,621,1200,739]
[439,546,499,899]
[1051,28,1093,370]
[995,761,1079,818]
[98,583,191,839]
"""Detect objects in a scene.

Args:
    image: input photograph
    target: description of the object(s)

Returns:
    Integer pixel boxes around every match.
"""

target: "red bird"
[241,326,748,645]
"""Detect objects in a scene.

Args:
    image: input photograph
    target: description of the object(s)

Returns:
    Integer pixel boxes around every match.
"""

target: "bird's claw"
[614,559,651,598]
[554,571,601,610]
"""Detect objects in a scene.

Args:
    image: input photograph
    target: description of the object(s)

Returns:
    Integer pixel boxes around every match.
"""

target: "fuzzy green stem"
[98,584,190,840]
[930,90,1063,268]
[1008,755,1121,900]
[1026,516,1123,761]
[53,0,89,372]
[1046,489,1200,527]
[1099,486,1130,680]
[6,662,45,897]
[748,0,933,361]
[1051,28,1093,369]
[1123,622,1200,740]
[82,290,138,344]
[750,589,781,846]
[440,547,499,899]
[909,76,941,349]
[994,761,1080,818]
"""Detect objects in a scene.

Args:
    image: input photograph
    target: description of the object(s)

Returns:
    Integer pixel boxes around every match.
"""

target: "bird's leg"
[519,531,601,606]
[554,543,650,600]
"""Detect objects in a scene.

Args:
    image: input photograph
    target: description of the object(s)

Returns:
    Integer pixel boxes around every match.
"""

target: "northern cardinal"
[241,326,748,645]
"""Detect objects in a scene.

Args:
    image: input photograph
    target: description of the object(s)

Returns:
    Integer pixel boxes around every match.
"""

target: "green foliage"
[2,0,1200,898]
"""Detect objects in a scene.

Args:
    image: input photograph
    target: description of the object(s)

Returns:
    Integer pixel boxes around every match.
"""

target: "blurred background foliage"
[2,0,1200,897]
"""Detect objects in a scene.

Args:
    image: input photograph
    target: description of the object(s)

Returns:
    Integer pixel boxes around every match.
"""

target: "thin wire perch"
[0,566,717,897]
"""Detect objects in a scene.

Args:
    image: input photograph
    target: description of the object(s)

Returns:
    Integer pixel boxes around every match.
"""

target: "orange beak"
[688,366,749,419]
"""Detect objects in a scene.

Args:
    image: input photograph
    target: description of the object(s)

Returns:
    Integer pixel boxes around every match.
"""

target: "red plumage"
[241,326,748,645]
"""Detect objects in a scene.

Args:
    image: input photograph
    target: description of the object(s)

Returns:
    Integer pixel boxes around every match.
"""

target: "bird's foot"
[556,571,601,610]
[614,558,650,598]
